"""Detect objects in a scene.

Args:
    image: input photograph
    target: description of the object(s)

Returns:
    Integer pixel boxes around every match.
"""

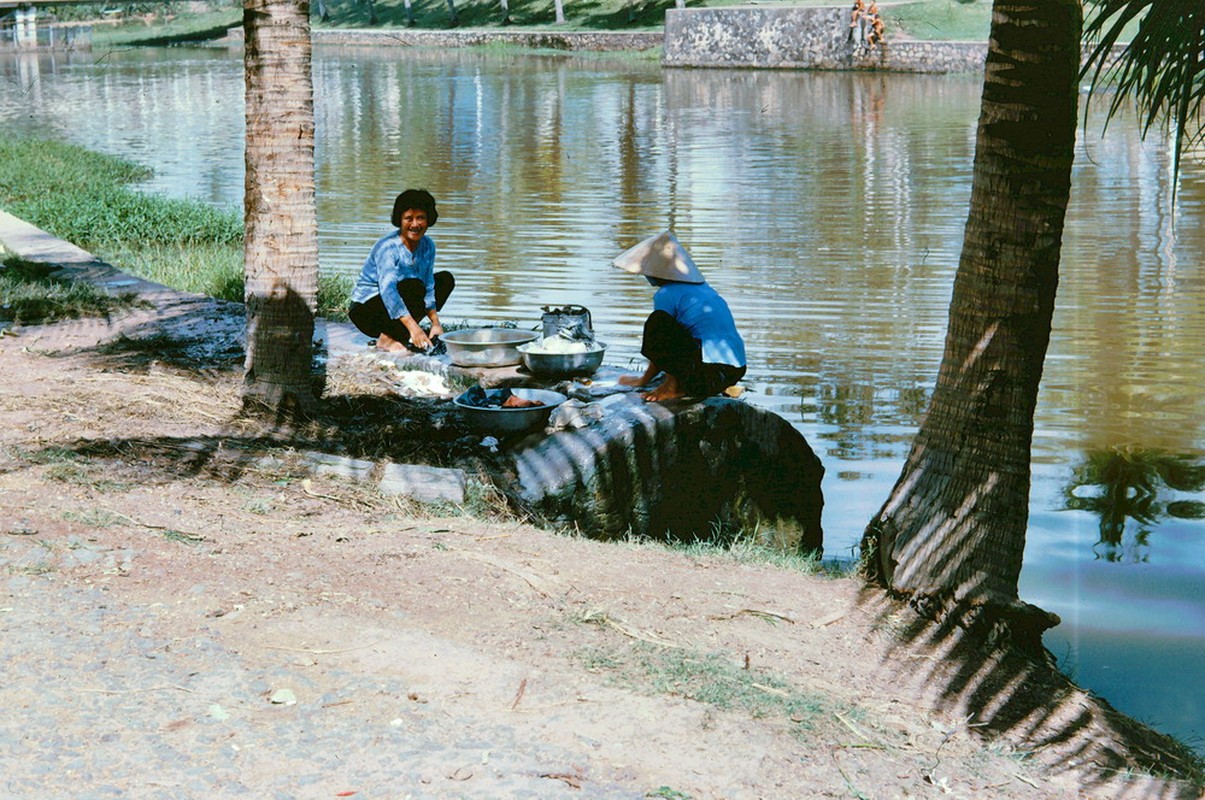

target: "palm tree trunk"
[242,0,320,417]
[862,0,1082,648]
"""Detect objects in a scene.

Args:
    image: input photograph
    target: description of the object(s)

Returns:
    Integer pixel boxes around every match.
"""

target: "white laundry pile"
[376,359,455,398]
[524,337,599,355]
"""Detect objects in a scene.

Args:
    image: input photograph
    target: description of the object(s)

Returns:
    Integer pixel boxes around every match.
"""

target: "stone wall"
[313,28,663,53]
[663,7,986,74]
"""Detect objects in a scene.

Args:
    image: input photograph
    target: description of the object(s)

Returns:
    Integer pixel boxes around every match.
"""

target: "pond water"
[2,45,1202,755]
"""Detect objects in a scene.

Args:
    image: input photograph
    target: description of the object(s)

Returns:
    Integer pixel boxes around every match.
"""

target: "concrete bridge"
[1,0,95,50]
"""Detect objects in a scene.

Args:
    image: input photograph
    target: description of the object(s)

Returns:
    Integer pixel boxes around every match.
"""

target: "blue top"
[654,281,746,368]
[350,232,437,319]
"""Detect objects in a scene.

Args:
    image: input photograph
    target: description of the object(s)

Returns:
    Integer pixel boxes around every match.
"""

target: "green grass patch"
[100,240,245,299]
[0,130,352,314]
[92,8,243,48]
[573,637,833,732]
[649,516,854,576]
[634,646,825,723]
[885,0,991,42]
[0,131,243,302]
[0,255,149,325]
[43,456,132,493]
[62,509,126,528]
[670,537,854,577]
[319,271,353,321]
[645,788,693,800]
[0,136,241,247]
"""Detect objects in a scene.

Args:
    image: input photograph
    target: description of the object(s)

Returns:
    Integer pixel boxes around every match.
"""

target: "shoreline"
[3,209,1204,792]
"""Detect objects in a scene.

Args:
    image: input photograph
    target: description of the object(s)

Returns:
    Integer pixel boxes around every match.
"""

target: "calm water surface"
[2,46,1202,753]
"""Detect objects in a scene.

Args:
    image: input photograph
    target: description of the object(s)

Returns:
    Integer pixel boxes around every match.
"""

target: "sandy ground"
[1,222,1202,799]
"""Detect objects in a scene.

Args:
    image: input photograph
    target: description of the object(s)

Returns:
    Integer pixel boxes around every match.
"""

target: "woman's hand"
[403,316,432,350]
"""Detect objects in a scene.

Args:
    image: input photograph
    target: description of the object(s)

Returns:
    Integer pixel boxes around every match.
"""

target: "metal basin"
[517,341,607,378]
[441,328,539,368]
[452,388,567,434]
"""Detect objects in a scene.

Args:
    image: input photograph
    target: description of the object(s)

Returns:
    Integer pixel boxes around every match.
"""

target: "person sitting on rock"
[348,188,453,354]
[613,230,747,403]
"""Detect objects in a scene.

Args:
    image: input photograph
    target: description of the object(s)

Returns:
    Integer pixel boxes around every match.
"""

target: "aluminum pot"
[441,328,539,368]
[453,388,567,434]
[517,341,607,378]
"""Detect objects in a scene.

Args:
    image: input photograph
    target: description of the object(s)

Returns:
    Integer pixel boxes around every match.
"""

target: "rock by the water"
[498,394,824,555]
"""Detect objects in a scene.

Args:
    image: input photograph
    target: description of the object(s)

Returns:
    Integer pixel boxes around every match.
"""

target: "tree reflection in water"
[1064,446,1205,563]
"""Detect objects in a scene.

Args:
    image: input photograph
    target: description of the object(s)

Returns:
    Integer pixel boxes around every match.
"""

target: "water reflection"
[1,46,1202,752]
[1065,446,1205,563]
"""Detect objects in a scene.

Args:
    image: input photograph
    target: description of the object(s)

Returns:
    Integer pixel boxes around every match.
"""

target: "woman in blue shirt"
[614,231,747,402]
[348,189,454,353]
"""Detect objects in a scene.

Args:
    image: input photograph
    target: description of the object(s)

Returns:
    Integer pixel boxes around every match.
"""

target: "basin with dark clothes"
[453,387,567,434]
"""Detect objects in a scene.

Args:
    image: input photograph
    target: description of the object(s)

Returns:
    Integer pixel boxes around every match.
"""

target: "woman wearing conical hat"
[613,231,747,402]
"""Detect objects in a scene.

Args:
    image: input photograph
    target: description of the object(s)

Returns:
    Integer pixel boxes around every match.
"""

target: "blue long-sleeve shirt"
[350,232,436,319]
[653,281,746,368]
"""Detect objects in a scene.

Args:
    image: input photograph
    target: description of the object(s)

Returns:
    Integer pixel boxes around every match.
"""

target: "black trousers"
[641,310,746,397]
[348,271,454,343]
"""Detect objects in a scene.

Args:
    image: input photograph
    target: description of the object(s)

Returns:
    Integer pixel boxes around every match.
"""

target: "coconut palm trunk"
[242,0,320,416]
[861,0,1082,647]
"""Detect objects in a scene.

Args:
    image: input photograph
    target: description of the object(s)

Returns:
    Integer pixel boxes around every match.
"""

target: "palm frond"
[1081,0,1205,183]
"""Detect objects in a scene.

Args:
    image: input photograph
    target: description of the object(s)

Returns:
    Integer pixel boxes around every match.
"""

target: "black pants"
[348,271,454,343]
[641,310,746,397]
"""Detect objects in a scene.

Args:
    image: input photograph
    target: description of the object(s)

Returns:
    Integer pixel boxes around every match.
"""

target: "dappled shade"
[856,586,1205,796]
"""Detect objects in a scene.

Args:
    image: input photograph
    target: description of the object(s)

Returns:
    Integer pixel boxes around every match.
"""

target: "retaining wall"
[663,7,985,74]
[313,28,662,52]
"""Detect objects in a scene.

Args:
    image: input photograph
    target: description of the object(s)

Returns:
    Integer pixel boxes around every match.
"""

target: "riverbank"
[2,210,1203,797]
[78,0,990,49]
[16,0,994,74]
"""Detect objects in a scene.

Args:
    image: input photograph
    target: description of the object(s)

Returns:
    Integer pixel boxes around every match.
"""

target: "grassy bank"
[0,255,150,325]
[84,0,991,48]
[0,132,351,319]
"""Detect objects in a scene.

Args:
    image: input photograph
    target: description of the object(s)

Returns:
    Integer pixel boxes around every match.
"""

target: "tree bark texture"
[242,0,320,416]
[863,0,1082,638]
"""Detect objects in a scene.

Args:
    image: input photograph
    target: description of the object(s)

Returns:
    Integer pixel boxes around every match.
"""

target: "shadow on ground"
[856,588,1205,799]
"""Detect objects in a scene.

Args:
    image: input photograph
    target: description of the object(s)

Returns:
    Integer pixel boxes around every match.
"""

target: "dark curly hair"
[391,188,439,228]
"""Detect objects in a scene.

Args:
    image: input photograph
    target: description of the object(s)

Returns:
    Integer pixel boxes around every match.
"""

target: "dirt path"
[1,218,1201,799]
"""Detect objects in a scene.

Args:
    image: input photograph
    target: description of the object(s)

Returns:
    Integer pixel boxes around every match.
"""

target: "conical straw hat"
[611,231,705,284]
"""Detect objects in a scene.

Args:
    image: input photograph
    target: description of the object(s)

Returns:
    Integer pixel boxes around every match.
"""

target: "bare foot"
[642,375,684,402]
[375,332,408,352]
[617,374,645,388]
